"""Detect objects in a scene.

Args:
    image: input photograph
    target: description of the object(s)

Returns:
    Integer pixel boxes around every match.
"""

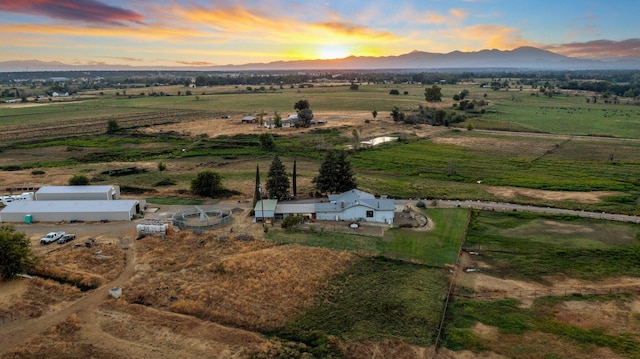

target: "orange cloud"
[449,8,468,20]
[450,24,537,50]
[311,22,395,40]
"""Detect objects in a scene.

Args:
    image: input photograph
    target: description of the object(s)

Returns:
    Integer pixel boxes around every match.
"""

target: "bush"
[389,89,400,95]
[69,174,90,185]
[281,216,303,231]
[191,170,225,198]
[106,119,120,134]
[31,170,45,176]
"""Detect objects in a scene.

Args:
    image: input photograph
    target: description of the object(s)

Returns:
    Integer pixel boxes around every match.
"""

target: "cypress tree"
[253,164,261,207]
[292,158,297,197]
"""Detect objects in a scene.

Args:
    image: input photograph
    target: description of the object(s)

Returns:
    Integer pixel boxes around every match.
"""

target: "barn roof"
[0,200,138,215]
[254,199,278,212]
[36,185,117,194]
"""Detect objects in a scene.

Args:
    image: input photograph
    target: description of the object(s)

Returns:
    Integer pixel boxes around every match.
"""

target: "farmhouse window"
[366,210,374,218]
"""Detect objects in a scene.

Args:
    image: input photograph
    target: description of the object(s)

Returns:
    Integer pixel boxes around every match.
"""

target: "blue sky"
[0,0,637,67]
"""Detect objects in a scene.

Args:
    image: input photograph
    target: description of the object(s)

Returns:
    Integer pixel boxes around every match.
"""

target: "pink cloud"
[0,0,144,25]
[544,39,640,59]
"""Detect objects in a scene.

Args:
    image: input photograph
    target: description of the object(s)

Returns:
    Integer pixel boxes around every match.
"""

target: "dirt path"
[0,240,137,355]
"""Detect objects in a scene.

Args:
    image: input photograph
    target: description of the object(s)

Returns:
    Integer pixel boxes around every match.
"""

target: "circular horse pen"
[172,206,233,233]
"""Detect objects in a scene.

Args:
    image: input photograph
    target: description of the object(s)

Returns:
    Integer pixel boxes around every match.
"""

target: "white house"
[315,189,395,224]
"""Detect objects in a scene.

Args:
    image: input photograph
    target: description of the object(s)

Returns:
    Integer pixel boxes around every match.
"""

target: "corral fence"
[453,285,640,300]
[171,207,233,231]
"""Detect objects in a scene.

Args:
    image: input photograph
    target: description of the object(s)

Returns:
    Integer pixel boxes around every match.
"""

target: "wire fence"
[171,209,233,231]
[453,285,640,300]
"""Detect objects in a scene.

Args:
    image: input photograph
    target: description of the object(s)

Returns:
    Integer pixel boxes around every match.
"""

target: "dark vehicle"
[58,234,76,244]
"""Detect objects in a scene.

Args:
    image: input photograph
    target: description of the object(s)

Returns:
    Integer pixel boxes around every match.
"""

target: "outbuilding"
[35,185,120,201]
[254,199,278,222]
[0,199,142,223]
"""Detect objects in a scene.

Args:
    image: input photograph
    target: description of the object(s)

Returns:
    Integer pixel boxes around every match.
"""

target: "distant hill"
[2,47,639,72]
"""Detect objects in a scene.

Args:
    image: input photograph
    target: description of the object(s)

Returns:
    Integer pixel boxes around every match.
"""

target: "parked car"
[58,234,76,244]
[40,231,65,245]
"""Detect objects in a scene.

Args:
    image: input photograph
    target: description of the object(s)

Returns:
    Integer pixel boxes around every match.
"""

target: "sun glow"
[318,45,350,59]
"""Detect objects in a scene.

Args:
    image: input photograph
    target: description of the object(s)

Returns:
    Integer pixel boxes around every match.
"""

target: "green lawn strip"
[275,257,449,353]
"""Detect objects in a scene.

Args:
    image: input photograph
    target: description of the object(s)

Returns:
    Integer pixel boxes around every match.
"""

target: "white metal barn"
[34,185,121,201]
[0,200,141,223]
[315,189,395,224]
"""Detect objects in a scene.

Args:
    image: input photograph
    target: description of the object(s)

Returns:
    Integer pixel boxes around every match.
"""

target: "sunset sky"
[0,0,637,67]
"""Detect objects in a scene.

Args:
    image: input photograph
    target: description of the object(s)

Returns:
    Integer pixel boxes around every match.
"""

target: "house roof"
[254,199,278,212]
[316,199,395,213]
[36,185,116,195]
[327,189,375,203]
[275,203,316,214]
[1,200,138,214]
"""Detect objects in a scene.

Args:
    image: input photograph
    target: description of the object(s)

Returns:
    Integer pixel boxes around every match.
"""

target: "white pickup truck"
[40,231,65,245]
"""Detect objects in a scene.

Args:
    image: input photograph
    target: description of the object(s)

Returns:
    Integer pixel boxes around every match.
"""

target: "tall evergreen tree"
[266,155,290,200]
[292,158,297,197]
[313,151,337,193]
[313,151,357,193]
[334,151,357,192]
[253,164,261,207]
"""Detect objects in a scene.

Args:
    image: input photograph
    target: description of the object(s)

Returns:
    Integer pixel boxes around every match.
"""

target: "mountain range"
[1,47,639,72]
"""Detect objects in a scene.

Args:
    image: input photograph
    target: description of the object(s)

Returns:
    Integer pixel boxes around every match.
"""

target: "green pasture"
[444,295,640,357]
[268,208,467,266]
[464,211,640,282]
[351,131,640,213]
[276,256,449,353]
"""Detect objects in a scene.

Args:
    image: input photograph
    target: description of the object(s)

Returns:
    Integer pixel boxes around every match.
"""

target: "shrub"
[69,174,90,185]
[191,170,224,198]
[281,216,303,231]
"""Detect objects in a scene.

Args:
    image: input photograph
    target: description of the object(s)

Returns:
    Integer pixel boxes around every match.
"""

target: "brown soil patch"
[554,299,640,335]
[538,220,594,234]
[431,135,556,155]
[485,186,617,204]
[140,110,446,140]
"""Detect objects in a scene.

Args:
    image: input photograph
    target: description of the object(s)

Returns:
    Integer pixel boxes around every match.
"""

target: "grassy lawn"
[267,208,468,266]
[275,256,450,355]
[464,211,640,282]
[382,208,468,266]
